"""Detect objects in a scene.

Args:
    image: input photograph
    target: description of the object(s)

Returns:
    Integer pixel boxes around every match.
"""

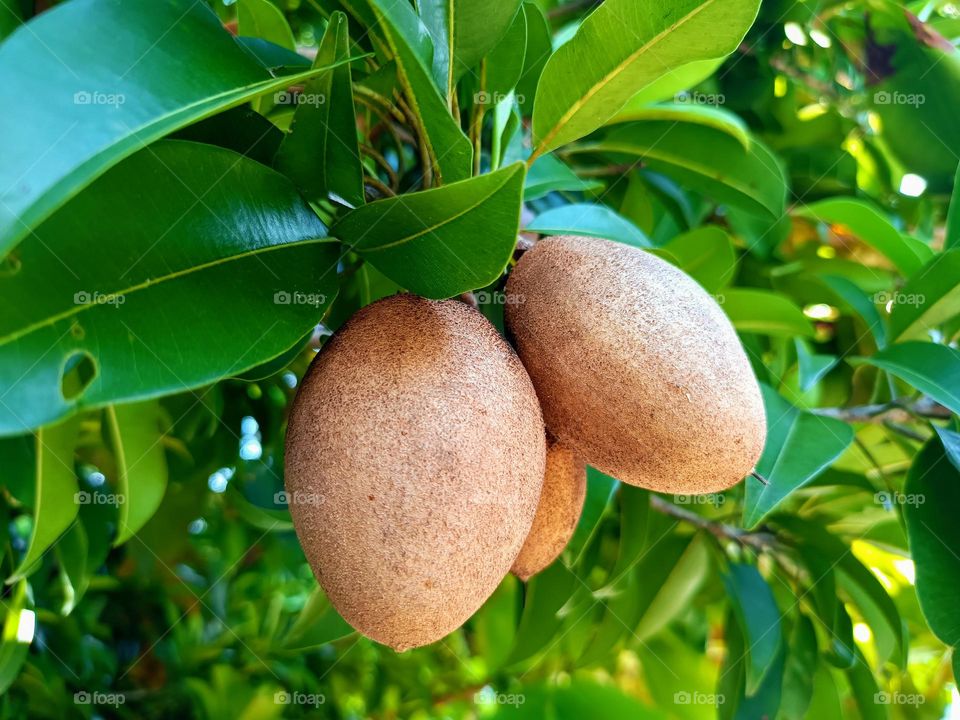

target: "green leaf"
[530,0,760,156]
[605,485,650,588]
[888,249,960,340]
[515,2,552,116]
[779,614,818,720]
[933,425,960,472]
[795,339,839,392]
[820,275,887,348]
[743,386,854,528]
[586,122,786,218]
[6,416,80,583]
[281,586,355,650]
[238,0,296,50]
[619,56,724,107]
[0,0,24,41]
[367,0,472,184]
[0,141,339,435]
[274,12,365,207]
[567,466,619,565]
[505,560,578,667]
[634,532,710,639]
[903,436,960,647]
[864,342,960,415]
[526,204,650,248]
[0,0,342,259]
[333,163,525,298]
[947,161,960,250]
[106,401,168,546]
[721,289,813,337]
[419,0,522,98]
[482,7,527,105]
[722,563,782,695]
[656,226,736,293]
[0,581,30,694]
[607,102,751,150]
[797,199,934,276]
[524,154,603,201]
[845,649,888,720]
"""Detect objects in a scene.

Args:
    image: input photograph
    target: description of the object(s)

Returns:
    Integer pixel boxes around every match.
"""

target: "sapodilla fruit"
[504,235,765,494]
[284,294,546,651]
[512,441,586,581]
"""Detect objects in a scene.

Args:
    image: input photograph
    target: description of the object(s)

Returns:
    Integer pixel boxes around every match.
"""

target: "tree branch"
[649,496,776,552]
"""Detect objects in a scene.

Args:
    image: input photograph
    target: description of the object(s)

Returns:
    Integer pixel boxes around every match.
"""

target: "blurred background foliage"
[2,0,960,718]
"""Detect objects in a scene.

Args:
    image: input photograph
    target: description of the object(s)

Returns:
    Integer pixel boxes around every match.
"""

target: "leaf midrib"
[353,165,520,252]
[534,0,719,155]
[0,237,335,347]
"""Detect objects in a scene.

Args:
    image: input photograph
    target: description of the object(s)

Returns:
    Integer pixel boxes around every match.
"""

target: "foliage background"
[2,0,960,718]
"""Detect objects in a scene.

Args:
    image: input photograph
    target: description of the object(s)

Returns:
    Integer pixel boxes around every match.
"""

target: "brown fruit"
[504,235,765,494]
[512,441,587,581]
[284,294,546,651]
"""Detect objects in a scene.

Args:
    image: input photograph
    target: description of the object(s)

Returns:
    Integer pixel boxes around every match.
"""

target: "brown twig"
[812,398,950,423]
[649,496,776,552]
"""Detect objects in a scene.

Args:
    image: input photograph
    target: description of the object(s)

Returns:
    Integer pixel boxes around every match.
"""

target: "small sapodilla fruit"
[284,294,546,651]
[505,235,765,494]
[511,441,586,581]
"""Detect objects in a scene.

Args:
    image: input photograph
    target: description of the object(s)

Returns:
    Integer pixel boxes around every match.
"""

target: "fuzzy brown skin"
[512,442,587,581]
[505,235,765,494]
[284,294,546,651]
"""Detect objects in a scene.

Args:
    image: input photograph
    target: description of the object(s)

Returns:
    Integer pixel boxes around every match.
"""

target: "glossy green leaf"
[634,532,710,640]
[524,154,603,200]
[0,141,339,435]
[888,249,960,340]
[903,437,960,647]
[947,161,960,250]
[586,122,786,218]
[274,11,365,207]
[515,2,552,116]
[526,203,650,248]
[797,199,934,276]
[281,586,355,650]
[607,102,750,150]
[795,339,839,392]
[419,0,522,97]
[934,425,960,472]
[820,274,887,348]
[721,289,813,337]
[657,226,736,293]
[722,563,782,695]
[567,466,619,565]
[605,485,650,588]
[482,7,527,105]
[6,416,79,583]
[106,400,168,545]
[864,342,960,415]
[333,163,524,298]
[619,56,724,106]
[367,0,472,184]
[505,560,578,667]
[0,0,342,259]
[238,0,296,50]
[744,386,854,528]
[530,0,760,156]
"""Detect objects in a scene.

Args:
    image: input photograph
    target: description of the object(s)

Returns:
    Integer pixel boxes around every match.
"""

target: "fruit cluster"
[284,235,766,650]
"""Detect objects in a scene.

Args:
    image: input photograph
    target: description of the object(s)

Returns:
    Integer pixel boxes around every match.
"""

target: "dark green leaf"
[795,339,839,392]
[0,141,338,435]
[333,163,524,298]
[238,0,296,50]
[947,161,960,250]
[524,154,603,201]
[526,204,650,248]
[820,275,887,348]
[779,614,818,720]
[505,560,578,667]
[888,249,960,340]
[864,342,960,415]
[275,11,365,207]
[0,0,340,258]
[722,563,782,694]
[482,7,527,105]
[281,586,355,650]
